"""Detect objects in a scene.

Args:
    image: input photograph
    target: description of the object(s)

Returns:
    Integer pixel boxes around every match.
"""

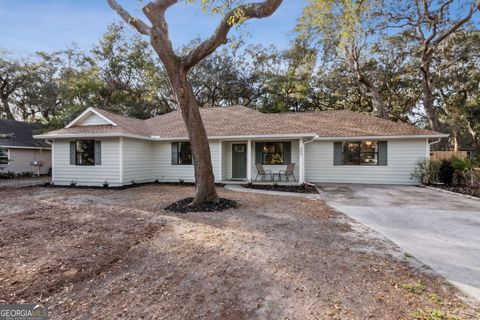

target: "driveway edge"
[424,186,480,201]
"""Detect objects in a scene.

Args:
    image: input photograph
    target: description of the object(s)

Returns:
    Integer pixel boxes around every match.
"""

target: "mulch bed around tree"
[244,183,318,194]
[164,197,239,213]
[434,184,480,198]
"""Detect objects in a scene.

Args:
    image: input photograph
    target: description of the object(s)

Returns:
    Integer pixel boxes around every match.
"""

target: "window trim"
[341,141,379,166]
[0,147,9,165]
[261,142,285,165]
[75,140,96,166]
[174,141,193,165]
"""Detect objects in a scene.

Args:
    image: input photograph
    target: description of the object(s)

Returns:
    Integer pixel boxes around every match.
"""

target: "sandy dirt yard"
[0,184,478,320]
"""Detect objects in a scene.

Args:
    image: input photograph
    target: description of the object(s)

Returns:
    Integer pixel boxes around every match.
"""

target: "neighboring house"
[0,119,52,175]
[34,106,447,187]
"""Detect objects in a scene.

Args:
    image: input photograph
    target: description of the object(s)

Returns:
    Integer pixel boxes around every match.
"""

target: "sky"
[0,0,307,58]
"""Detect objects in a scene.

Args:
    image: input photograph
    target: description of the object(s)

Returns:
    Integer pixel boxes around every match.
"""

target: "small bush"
[0,171,38,179]
[178,179,185,185]
[450,156,480,186]
[411,158,441,185]
[438,159,454,185]
[70,181,77,187]
[0,171,15,179]
[103,180,110,188]
[19,171,35,178]
[403,252,414,259]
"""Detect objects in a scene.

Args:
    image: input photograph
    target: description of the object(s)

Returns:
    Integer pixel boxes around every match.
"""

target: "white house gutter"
[150,133,318,141]
[34,132,449,141]
[0,145,52,150]
[429,138,442,146]
[311,134,449,141]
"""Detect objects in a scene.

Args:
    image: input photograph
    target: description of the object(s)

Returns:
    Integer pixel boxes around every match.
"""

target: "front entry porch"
[218,138,306,185]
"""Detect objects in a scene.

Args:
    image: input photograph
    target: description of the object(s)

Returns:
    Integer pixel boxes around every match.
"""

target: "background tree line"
[1,0,479,151]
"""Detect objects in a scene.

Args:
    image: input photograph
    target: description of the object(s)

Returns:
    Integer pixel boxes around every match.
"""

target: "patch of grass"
[402,282,426,294]
[404,252,414,259]
[428,293,443,305]
[411,308,462,320]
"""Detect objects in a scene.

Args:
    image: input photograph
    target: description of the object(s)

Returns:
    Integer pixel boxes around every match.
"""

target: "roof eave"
[0,144,51,150]
[312,134,449,141]
[34,132,449,141]
[33,133,150,140]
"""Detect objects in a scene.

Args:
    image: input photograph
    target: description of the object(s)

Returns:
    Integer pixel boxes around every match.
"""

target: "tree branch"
[107,0,152,35]
[183,0,283,70]
[432,2,478,47]
[141,0,179,66]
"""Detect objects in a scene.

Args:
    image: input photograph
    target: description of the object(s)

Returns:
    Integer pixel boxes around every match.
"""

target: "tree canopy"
[1,0,479,151]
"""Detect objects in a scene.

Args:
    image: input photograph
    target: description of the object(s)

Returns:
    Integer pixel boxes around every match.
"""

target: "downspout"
[427,138,442,160]
[301,135,319,185]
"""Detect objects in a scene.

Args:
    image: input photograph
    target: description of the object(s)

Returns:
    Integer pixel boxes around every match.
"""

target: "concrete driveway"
[317,184,480,300]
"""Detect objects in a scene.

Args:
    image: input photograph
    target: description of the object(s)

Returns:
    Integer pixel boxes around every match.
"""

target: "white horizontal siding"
[52,138,121,187]
[305,139,427,184]
[122,138,154,184]
[76,113,111,126]
[152,140,221,183]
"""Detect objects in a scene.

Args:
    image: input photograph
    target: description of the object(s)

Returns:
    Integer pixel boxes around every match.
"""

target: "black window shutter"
[255,142,262,164]
[94,141,102,165]
[70,141,76,165]
[171,142,178,165]
[378,141,388,166]
[333,142,342,165]
[284,142,291,164]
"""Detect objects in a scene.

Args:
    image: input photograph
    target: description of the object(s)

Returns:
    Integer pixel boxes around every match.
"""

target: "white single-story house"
[1,119,51,176]
[34,106,447,187]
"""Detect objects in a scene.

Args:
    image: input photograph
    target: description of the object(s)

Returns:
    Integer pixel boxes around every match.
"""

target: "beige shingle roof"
[39,105,445,139]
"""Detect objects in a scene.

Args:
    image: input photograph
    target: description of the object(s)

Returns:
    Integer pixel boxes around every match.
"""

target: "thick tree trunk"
[107,0,283,205]
[452,130,459,152]
[358,75,386,119]
[467,123,480,151]
[420,57,441,132]
[1,96,14,120]
[163,63,219,204]
[348,47,387,119]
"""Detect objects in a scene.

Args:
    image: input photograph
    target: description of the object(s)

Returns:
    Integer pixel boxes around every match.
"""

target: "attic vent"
[0,133,14,139]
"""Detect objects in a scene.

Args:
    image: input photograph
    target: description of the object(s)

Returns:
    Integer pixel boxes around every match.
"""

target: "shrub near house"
[412,156,480,198]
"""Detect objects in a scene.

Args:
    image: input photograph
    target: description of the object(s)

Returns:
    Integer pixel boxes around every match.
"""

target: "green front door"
[232,144,247,179]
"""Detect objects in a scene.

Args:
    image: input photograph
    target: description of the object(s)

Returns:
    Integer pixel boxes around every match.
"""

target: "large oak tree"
[299,0,388,119]
[107,0,282,204]
[388,0,479,132]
